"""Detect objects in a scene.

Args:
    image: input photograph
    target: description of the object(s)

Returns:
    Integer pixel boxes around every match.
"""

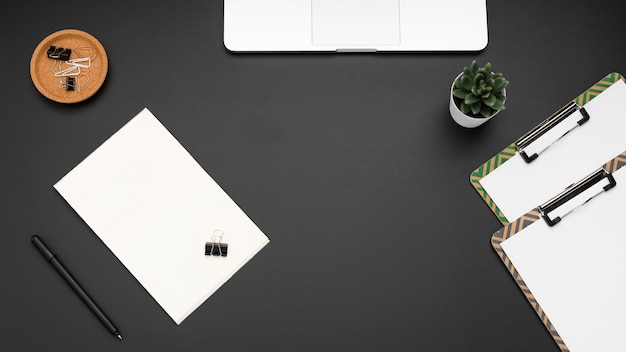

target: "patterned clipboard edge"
[491,150,626,352]
[471,72,625,224]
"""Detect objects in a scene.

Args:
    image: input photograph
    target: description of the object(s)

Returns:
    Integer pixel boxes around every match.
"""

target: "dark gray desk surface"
[2,1,625,351]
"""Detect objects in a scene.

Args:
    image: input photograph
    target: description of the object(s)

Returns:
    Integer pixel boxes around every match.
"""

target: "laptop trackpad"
[311,0,400,46]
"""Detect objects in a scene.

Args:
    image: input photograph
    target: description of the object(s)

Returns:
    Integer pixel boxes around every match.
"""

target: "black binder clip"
[65,77,75,91]
[47,46,71,60]
[515,102,590,163]
[205,230,228,257]
[59,77,75,91]
[538,168,616,226]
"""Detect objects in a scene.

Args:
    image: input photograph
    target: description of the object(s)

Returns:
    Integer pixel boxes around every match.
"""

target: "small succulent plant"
[453,60,509,118]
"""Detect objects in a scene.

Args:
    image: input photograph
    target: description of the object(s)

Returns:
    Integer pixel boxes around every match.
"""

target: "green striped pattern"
[472,73,624,224]
[574,72,623,105]
[470,145,517,223]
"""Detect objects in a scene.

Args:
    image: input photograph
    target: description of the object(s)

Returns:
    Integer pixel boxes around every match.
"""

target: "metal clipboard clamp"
[515,102,591,163]
[538,168,617,226]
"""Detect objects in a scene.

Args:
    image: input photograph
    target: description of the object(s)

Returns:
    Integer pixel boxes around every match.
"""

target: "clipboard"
[471,72,626,224]
[491,151,626,352]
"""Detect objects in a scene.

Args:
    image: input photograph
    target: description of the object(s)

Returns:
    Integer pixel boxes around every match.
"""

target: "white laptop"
[224,0,488,52]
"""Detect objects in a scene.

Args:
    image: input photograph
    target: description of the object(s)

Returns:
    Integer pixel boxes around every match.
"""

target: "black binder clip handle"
[539,168,616,226]
[516,102,590,163]
[47,46,72,61]
[47,45,57,58]
[205,230,228,257]
[65,77,75,91]
[58,77,75,91]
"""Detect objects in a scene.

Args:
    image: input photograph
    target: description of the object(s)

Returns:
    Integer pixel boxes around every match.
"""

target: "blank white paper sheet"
[54,108,269,324]
[501,166,626,352]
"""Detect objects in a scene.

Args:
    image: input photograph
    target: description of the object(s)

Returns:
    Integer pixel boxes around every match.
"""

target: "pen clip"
[31,235,56,260]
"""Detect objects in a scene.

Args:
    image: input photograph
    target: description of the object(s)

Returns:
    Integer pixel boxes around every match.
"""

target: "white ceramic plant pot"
[449,73,505,128]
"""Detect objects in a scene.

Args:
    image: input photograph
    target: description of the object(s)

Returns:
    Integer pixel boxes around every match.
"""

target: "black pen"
[31,235,123,340]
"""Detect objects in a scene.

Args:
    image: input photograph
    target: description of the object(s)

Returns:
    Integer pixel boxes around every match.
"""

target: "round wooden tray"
[30,29,108,103]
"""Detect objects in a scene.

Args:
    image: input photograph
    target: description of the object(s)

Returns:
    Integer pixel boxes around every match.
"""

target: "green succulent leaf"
[460,102,471,114]
[461,75,473,90]
[483,94,497,108]
[465,93,480,105]
[474,73,485,85]
[471,101,482,115]
[491,96,506,110]
[492,77,507,92]
[480,104,492,118]
[452,88,468,99]
[469,60,478,75]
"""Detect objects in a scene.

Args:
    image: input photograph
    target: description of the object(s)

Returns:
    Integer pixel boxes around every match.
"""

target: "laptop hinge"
[336,48,377,53]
